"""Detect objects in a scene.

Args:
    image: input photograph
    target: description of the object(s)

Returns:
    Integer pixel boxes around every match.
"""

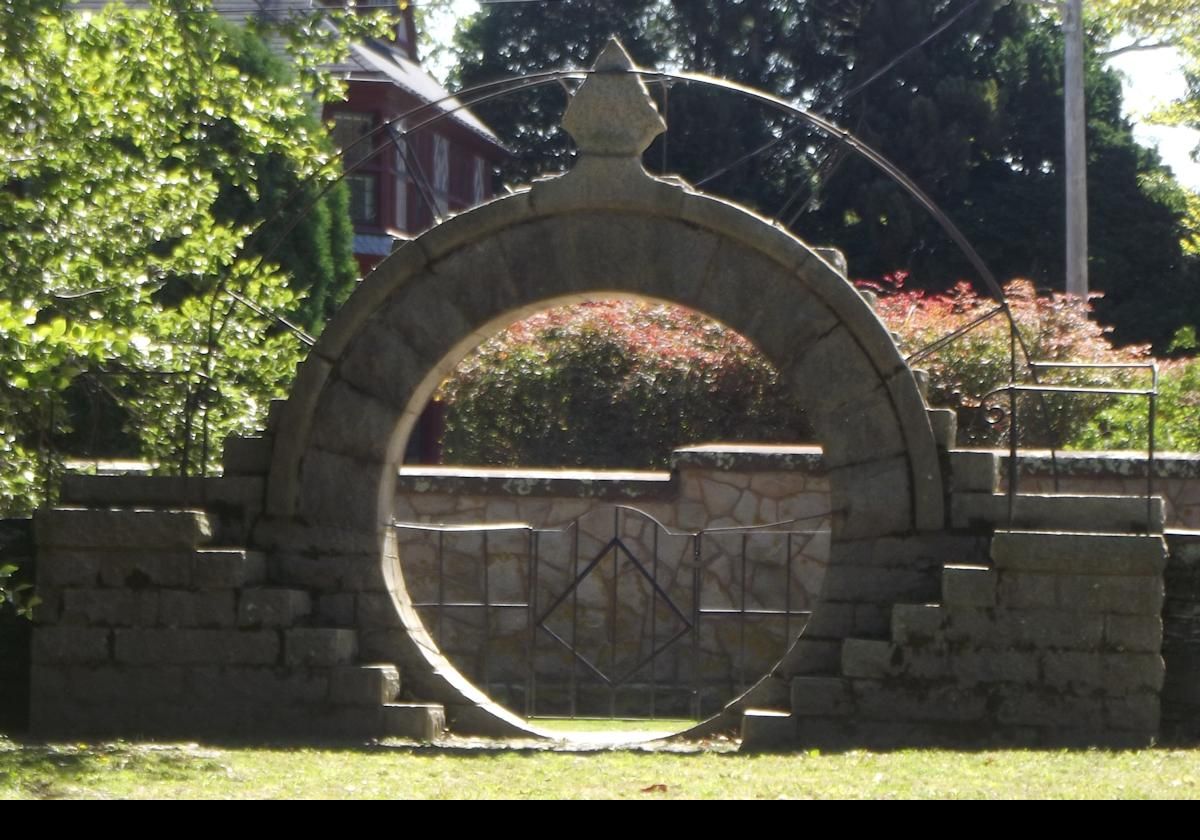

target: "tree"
[1089,0,1200,127]
[0,0,391,516]
[452,0,1198,348]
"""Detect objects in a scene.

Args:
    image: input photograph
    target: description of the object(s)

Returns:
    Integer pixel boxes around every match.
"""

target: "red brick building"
[320,6,507,272]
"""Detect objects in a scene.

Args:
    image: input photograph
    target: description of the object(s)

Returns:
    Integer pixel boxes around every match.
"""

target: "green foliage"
[0,564,37,622]
[867,275,1147,446]
[0,0,391,516]
[1073,355,1200,452]
[439,301,811,469]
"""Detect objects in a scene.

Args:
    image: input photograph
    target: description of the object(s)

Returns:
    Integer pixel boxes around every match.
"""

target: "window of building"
[433,133,450,214]
[473,155,487,205]
[332,111,380,226]
[394,136,409,231]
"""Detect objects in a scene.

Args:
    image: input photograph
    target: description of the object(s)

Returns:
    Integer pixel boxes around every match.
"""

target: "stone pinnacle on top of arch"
[560,37,667,159]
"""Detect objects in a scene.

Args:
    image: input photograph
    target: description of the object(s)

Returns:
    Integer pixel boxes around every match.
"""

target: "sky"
[423,1,1200,192]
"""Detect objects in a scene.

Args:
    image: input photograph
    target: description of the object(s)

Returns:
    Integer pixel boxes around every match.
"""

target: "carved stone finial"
[561,37,666,158]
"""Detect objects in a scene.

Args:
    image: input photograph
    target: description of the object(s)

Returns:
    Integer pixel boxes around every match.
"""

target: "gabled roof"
[327,38,501,146]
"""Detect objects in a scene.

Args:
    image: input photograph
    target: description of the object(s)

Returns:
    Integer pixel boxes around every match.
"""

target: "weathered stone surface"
[1105,694,1161,732]
[61,589,158,627]
[114,629,278,666]
[36,508,212,550]
[238,588,312,628]
[284,628,357,667]
[841,639,900,679]
[948,450,1000,493]
[1104,614,1163,653]
[37,550,101,587]
[32,627,110,664]
[159,591,237,628]
[1041,651,1102,692]
[330,664,401,706]
[955,493,1167,537]
[192,550,266,589]
[853,681,987,723]
[740,709,797,748]
[790,676,852,717]
[1104,652,1165,693]
[356,592,403,629]
[222,434,273,476]
[98,552,194,588]
[927,408,957,450]
[381,703,446,741]
[997,571,1057,609]
[1056,574,1164,615]
[991,531,1166,576]
[942,565,997,608]
[891,603,945,645]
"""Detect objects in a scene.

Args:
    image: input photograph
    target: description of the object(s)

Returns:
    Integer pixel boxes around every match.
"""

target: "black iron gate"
[395,505,824,721]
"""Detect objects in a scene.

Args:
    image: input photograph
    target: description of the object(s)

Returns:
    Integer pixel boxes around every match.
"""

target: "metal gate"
[395,505,825,721]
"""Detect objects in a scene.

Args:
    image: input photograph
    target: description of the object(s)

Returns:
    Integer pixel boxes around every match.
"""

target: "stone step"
[58,474,263,513]
[790,675,852,717]
[947,450,1000,493]
[381,703,446,741]
[283,628,357,668]
[740,708,796,749]
[927,408,956,450]
[35,507,214,550]
[942,564,997,608]
[991,530,1167,576]
[951,493,1164,534]
[238,587,313,628]
[330,664,402,707]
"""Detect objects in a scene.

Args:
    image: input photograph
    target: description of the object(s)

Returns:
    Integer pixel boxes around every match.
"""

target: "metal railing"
[980,361,1159,530]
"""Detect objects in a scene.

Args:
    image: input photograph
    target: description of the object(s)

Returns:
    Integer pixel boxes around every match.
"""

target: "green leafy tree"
[0,0,391,518]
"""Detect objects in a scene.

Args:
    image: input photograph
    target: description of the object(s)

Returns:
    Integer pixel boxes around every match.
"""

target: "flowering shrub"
[438,300,811,468]
[863,274,1148,447]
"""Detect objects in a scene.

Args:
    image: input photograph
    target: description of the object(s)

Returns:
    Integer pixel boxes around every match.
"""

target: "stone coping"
[1000,449,1200,480]
[396,445,828,498]
[396,446,1200,499]
[397,465,674,499]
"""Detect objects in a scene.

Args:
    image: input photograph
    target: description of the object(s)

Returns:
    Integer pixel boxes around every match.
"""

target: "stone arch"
[258,41,944,733]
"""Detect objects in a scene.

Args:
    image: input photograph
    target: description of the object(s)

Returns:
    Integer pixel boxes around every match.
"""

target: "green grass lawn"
[3,737,1200,799]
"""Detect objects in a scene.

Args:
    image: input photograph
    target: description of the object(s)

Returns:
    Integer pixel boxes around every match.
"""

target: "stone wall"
[1001,451,1200,529]
[1164,532,1200,741]
[394,446,830,717]
[28,506,439,740]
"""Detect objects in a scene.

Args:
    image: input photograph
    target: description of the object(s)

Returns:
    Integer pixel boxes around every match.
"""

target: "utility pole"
[1063,0,1088,299]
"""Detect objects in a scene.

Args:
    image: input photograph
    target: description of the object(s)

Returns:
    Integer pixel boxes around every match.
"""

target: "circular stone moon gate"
[30,40,1166,747]
[261,41,947,737]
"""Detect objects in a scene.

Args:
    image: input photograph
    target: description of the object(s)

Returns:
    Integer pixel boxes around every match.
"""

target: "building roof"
[328,38,501,146]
